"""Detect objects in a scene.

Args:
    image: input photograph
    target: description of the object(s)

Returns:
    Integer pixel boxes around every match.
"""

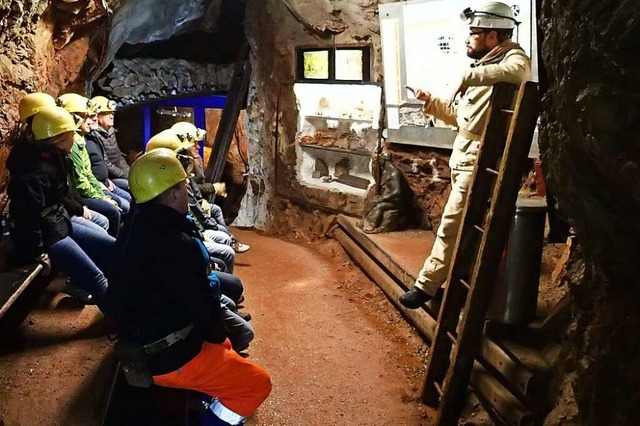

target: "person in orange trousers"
[107,148,271,425]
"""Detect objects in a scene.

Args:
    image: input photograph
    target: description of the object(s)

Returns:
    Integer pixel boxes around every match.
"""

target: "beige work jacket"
[423,43,532,171]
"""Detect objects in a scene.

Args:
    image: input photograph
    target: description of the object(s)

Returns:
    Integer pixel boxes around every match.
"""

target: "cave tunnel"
[0,0,639,425]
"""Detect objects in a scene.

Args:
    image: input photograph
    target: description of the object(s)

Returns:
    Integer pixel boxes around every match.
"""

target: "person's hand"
[35,253,52,276]
[82,206,92,220]
[448,75,467,107]
[200,199,212,214]
[103,196,122,211]
[213,183,227,198]
[99,182,109,191]
[414,88,432,103]
[107,180,115,191]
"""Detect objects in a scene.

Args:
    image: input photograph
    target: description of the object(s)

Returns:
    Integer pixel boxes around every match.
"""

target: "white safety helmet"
[460,2,518,30]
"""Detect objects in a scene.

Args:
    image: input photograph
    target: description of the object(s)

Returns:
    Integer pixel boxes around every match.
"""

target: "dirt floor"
[0,229,449,426]
[0,283,114,426]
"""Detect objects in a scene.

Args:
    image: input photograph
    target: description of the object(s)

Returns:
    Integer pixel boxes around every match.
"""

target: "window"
[302,50,330,79]
[296,46,371,82]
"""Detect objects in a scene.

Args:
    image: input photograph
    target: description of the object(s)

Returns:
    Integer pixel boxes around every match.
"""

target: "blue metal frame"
[142,95,227,155]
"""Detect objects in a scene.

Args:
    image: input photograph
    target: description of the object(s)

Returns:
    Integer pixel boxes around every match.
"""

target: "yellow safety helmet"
[56,93,92,114]
[31,106,78,141]
[19,93,56,122]
[91,95,117,113]
[129,148,188,203]
[145,129,192,152]
[171,121,207,142]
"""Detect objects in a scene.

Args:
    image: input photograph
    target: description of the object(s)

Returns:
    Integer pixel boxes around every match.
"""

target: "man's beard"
[466,45,490,60]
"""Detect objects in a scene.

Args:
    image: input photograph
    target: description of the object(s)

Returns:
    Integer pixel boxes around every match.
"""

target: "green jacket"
[69,133,105,199]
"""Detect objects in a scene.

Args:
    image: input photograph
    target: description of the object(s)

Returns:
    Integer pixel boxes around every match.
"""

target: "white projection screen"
[379,0,539,155]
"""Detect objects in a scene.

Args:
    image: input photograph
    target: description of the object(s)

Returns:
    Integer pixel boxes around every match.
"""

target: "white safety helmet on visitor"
[460,2,518,30]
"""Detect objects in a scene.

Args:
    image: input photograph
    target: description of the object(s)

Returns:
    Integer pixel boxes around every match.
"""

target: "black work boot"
[399,287,432,309]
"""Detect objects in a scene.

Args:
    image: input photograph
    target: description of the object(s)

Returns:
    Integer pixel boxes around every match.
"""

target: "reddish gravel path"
[0,230,431,425]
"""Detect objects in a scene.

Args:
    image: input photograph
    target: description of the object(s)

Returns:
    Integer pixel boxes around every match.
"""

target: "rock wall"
[101,0,222,73]
[0,1,106,191]
[384,143,450,230]
[242,0,401,230]
[94,58,234,104]
[539,1,640,424]
[1,0,50,143]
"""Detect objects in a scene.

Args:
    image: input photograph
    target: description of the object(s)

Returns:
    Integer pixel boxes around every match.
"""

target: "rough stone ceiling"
[102,0,245,71]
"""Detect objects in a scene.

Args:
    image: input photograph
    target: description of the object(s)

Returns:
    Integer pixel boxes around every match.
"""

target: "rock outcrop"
[540,1,640,424]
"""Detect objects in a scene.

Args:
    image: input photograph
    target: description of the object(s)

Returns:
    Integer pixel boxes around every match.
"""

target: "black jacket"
[187,178,218,231]
[7,143,73,263]
[84,132,110,183]
[63,185,87,218]
[192,156,216,197]
[106,203,226,375]
[86,127,129,179]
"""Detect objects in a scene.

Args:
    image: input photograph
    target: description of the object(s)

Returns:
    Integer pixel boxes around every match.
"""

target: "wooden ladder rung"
[459,278,471,290]
[434,381,444,397]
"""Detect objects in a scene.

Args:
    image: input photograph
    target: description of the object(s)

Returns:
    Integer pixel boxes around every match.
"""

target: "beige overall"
[415,41,532,295]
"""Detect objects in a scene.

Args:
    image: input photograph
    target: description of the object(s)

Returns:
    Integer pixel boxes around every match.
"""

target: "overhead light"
[156,107,192,118]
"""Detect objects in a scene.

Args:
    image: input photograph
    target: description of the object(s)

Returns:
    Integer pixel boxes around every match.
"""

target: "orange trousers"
[153,339,271,417]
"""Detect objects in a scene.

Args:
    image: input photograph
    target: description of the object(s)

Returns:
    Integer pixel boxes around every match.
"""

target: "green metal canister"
[489,197,547,325]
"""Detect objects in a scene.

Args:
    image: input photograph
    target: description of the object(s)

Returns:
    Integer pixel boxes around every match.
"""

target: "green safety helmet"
[129,148,188,203]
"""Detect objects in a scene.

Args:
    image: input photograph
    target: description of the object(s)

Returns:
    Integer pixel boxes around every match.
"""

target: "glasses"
[468,29,491,37]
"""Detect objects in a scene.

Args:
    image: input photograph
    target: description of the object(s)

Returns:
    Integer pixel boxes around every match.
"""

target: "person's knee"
[253,367,272,405]
[233,326,254,351]
[218,247,235,265]
[235,364,272,417]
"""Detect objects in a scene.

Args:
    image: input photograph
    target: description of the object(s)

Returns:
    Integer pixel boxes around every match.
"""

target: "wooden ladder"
[421,82,539,425]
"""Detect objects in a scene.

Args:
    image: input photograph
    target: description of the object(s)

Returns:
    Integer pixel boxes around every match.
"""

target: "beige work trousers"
[415,170,472,295]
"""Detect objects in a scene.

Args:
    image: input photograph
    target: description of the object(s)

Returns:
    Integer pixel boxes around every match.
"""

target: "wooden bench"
[0,261,49,330]
[101,362,203,426]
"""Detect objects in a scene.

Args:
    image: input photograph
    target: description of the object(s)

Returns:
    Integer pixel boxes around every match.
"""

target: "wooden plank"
[0,264,43,320]
[333,220,544,404]
[336,215,416,289]
[471,363,536,426]
[204,43,251,187]
[333,228,437,338]
[333,226,542,422]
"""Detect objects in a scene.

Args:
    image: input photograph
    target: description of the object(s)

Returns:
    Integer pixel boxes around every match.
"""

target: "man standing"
[107,148,270,425]
[400,2,531,308]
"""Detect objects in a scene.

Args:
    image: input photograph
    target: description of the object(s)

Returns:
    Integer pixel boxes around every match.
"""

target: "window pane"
[336,49,364,80]
[303,51,329,79]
